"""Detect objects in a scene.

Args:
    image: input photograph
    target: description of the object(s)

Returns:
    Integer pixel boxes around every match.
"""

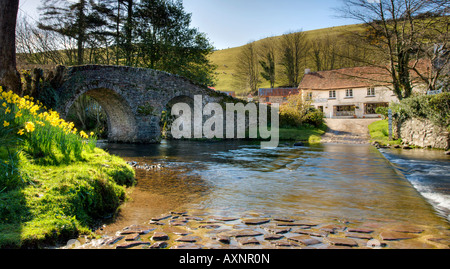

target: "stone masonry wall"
[396,117,450,150]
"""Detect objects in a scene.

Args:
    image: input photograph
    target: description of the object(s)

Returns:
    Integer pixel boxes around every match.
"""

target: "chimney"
[305,68,311,74]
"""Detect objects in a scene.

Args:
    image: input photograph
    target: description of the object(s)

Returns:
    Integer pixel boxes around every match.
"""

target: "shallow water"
[100,141,449,231]
[379,148,450,222]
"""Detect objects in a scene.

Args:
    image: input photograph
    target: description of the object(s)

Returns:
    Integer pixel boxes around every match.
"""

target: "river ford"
[67,141,450,249]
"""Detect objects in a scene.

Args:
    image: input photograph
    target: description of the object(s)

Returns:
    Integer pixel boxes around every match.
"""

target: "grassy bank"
[0,149,135,248]
[0,88,135,248]
[279,124,327,143]
[368,120,402,146]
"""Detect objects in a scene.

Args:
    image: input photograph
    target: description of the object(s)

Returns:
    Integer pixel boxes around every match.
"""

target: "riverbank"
[368,120,402,146]
[0,148,135,248]
[278,124,327,143]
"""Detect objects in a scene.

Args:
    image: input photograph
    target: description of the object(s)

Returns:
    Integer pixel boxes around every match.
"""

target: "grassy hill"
[209,23,365,97]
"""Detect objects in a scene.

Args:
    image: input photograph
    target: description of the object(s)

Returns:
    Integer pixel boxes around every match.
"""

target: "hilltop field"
[208,23,365,97]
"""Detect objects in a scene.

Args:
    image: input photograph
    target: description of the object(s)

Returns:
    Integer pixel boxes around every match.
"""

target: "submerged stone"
[242,218,271,225]
[326,238,358,247]
[152,232,169,241]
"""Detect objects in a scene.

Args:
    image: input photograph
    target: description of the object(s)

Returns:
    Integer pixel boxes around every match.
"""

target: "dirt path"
[321,119,381,144]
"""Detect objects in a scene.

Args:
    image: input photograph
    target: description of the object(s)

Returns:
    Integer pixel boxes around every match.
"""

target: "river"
[86,140,450,249]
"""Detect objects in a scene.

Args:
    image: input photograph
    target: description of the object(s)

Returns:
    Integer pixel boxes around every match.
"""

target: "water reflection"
[101,141,449,230]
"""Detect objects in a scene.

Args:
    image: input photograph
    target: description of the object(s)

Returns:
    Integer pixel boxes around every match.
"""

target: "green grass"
[278,124,327,143]
[0,148,135,248]
[368,120,402,146]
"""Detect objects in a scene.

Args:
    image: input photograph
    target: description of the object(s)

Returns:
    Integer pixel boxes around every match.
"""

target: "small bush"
[279,93,324,128]
[391,92,450,128]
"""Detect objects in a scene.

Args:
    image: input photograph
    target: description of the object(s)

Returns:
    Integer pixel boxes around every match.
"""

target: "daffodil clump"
[0,87,97,166]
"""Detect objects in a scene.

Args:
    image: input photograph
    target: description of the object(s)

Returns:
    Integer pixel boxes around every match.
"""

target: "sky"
[18,0,359,50]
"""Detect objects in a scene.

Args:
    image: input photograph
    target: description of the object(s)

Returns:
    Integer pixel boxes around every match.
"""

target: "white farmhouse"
[298,62,430,118]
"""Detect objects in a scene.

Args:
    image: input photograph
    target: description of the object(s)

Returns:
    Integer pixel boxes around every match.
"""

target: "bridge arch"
[55,65,231,143]
[64,85,138,143]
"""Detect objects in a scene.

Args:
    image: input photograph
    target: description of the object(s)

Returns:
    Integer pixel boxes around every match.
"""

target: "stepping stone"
[148,221,165,225]
[175,236,200,243]
[326,238,358,247]
[345,232,373,240]
[149,241,168,249]
[213,216,239,222]
[277,222,317,227]
[265,227,291,234]
[230,229,264,238]
[288,235,321,246]
[326,245,353,249]
[380,231,416,241]
[151,214,172,221]
[216,235,231,244]
[242,218,271,225]
[264,234,284,240]
[116,241,151,249]
[103,236,124,245]
[273,218,295,223]
[320,227,339,234]
[124,233,140,241]
[183,216,204,221]
[291,229,328,237]
[169,220,187,226]
[271,239,300,247]
[152,232,169,241]
[347,228,374,234]
[172,243,204,249]
[238,237,260,245]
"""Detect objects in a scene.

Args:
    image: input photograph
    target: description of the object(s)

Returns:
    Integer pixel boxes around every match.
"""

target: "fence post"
[388,109,392,141]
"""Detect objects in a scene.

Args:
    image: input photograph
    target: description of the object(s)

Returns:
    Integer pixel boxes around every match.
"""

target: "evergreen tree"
[38,0,109,65]
[136,0,216,86]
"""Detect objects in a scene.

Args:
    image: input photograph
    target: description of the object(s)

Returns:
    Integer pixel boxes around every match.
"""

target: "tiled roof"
[298,60,431,90]
[259,88,299,97]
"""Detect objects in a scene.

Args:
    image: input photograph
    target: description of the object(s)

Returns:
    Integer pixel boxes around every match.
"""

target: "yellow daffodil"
[3,121,10,127]
[24,122,35,133]
[17,129,24,136]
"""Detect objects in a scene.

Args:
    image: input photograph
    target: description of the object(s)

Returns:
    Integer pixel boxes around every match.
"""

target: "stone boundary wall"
[395,117,449,150]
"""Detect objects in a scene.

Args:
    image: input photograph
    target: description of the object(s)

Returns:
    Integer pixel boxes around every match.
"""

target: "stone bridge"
[55,65,234,143]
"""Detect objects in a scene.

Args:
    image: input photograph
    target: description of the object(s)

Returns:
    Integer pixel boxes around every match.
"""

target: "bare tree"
[279,31,310,87]
[258,38,277,88]
[310,34,339,71]
[338,0,449,99]
[0,0,21,94]
[234,42,261,95]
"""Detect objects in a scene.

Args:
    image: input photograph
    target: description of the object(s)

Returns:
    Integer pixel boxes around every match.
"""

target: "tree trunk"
[125,0,133,66]
[0,0,21,94]
[76,0,87,65]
